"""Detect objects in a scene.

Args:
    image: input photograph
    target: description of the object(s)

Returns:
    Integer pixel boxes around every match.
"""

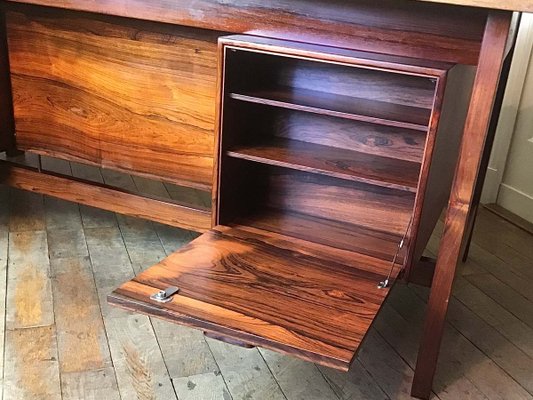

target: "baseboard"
[498,183,533,224]
[484,203,533,235]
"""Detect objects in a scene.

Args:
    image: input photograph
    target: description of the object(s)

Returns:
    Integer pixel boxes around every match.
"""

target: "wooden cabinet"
[109,35,472,370]
[0,1,515,397]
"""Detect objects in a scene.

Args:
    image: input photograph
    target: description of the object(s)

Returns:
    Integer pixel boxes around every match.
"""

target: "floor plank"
[8,189,45,233]
[173,372,233,400]
[465,273,533,330]
[453,276,533,360]
[444,294,533,395]
[153,321,220,380]
[3,326,61,400]
[318,362,390,400]
[116,215,167,275]
[259,348,340,400]
[85,221,178,400]
[116,213,221,385]
[392,285,533,400]
[104,313,178,400]
[206,339,287,400]
[374,301,488,400]
[51,257,113,374]
[6,230,54,329]
[61,368,121,400]
[357,329,437,400]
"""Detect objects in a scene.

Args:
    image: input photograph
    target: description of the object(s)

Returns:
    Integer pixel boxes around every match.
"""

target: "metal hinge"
[150,286,180,303]
[378,217,413,289]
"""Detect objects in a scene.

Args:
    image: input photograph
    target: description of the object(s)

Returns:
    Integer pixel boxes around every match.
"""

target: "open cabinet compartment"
[109,35,455,370]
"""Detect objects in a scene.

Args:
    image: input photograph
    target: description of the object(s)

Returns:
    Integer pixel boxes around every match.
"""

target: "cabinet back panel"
[265,168,415,236]
[272,111,426,163]
[7,9,219,190]
[229,104,427,163]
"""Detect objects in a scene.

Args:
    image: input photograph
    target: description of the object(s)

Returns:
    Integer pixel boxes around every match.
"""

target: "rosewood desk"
[0,1,530,398]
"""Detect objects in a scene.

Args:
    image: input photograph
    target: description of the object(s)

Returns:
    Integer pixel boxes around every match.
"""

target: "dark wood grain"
[268,110,428,164]
[406,65,475,278]
[5,0,489,64]
[0,161,212,232]
[411,11,512,399]
[230,89,431,132]
[227,138,421,192]
[108,225,399,371]
[461,36,515,262]
[236,208,405,263]
[226,48,438,111]
[265,169,416,237]
[406,256,437,287]
[0,9,14,153]
[6,9,219,190]
[221,35,454,76]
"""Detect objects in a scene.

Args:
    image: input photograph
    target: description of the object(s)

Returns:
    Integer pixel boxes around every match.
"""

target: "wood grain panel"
[6,9,219,190]
[0,10,14,153]
[236,209,405,263]
[269,110,427,163]
[266,169,415,236]
[5,0,488,64]
[230,89,431,132]
[109,225,399,371]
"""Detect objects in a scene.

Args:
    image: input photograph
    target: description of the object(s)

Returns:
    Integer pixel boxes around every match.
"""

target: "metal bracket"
[378,217,413,289]
[150,286,179,303]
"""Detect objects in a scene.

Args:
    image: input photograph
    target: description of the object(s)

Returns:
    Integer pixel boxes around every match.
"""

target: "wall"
[482,13,533,223]
[498,42,533,222]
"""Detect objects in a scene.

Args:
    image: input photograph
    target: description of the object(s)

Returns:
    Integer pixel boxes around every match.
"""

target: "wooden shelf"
[236,208,405,263]
[230,88,431,132]
[227,138,421,192]
[109,224,400,371]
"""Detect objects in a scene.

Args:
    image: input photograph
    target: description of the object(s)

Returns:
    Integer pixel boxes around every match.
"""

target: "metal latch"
[378,217,413,289]
[150,286,179,303]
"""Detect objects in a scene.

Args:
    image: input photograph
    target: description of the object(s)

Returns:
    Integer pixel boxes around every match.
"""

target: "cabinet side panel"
[0,10,14,153]
[411,65,476,265]
[6,9,218,190]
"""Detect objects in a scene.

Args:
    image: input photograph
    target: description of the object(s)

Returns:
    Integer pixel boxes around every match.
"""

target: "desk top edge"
[4,0,530,15]
[417,0,531,13]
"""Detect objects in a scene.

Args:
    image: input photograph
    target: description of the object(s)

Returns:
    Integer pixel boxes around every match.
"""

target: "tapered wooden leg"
[461,34,516,263]
[411,11,513,400]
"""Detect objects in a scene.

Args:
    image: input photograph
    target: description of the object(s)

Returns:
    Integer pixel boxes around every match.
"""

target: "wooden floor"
[1,174,533,399]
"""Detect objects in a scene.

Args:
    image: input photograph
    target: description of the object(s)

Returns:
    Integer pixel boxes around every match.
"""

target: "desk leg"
[462,36,515,263]
[411,11,513,400]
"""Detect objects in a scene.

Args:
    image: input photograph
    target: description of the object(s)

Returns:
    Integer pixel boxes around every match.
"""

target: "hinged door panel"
[109,224,401,371]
